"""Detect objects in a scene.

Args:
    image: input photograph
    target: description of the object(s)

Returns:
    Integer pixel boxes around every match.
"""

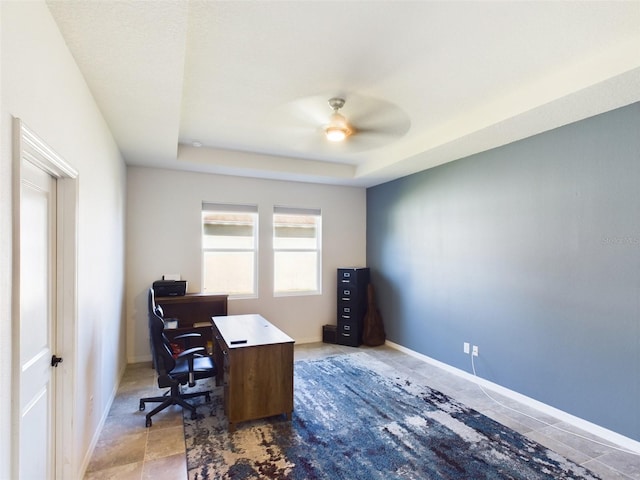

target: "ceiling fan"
[272,93,411,153]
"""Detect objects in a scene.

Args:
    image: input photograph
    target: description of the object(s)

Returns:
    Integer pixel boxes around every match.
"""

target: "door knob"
[51,355,63,367]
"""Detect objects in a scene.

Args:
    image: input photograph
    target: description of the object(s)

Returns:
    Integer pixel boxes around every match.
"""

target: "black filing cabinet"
[337,267,369,347]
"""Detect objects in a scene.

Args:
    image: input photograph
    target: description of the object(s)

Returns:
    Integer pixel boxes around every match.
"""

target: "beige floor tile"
[84,461,144,480]
[145,425,186,461]
[99,413,148,441]
[86,432,147,473]
[141,453,187,480]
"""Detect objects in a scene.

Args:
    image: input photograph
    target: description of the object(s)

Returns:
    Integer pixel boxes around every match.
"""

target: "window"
[202,203,258,298]
[273,206,321,295]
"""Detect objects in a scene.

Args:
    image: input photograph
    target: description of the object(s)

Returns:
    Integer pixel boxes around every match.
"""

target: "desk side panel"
[228,343,294,424]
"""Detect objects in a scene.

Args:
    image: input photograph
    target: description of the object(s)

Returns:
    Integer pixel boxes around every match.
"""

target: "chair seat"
[173,355,215,378]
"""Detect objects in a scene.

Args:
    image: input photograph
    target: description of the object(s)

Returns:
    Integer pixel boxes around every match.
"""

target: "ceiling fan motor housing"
[328,97,346,111]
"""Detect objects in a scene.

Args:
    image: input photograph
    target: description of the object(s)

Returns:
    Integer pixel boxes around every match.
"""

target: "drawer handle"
[341,333,351,337]
[341,315,351,319]
[343,325,351,330]
[343,273,351,278]
[343,290,350,296]
[341,297,349,301]
[343,307,351,313]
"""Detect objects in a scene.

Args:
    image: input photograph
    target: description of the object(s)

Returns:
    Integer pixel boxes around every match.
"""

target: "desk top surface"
[212,314,294,348]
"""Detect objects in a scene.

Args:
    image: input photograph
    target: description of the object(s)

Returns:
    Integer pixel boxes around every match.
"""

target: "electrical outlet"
[463,342,470,354]
[472,345,479,357]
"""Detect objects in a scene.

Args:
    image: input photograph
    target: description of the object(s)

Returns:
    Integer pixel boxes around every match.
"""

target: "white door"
[18,158,58,479]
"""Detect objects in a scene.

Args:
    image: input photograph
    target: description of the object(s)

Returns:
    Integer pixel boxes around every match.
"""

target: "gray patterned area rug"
[183,352,600,480]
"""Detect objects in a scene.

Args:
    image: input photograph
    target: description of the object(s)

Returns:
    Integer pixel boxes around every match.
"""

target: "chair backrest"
[148,287,166,318]
[149,309,177,381]
[148,287,164,315]
[148,287,156,315]
[148,288,158,362]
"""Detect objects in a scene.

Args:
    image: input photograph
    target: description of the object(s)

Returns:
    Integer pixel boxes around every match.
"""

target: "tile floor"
[84,342,640,479]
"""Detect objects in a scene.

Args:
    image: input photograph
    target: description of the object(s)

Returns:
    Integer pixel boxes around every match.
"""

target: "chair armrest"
[177,346,206,387]
[174,332,201,341]
[173,332,202,351]
[177,346,205,358]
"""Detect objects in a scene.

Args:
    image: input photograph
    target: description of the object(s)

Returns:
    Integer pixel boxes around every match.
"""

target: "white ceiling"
[47,1,640,187]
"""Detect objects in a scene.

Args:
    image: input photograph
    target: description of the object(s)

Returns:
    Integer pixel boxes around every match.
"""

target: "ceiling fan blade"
[348,101,410,137]
[272,95,332,127]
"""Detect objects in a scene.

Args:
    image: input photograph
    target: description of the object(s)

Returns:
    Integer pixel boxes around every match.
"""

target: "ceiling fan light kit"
[324,97,353,142]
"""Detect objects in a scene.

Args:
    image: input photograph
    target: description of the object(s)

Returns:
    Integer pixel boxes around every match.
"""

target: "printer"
[152,279,187,297]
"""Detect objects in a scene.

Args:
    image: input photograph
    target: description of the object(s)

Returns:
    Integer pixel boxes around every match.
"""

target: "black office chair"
[139,307,216,427]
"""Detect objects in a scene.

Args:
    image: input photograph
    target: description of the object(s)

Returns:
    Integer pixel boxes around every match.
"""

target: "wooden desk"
[156,294,227,352]
[212,314,294,431]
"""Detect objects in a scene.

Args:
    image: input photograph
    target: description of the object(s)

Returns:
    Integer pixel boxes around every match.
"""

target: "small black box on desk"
[322,325,337,344]
[153,280,187,297]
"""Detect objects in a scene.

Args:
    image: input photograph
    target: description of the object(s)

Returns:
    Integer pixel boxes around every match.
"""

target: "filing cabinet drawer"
[337,305,364,322]
[338,289,366,308]
[338,269,357,286]
[337,321,360,347]
[338,321,357,334]
[338,287,359,302]
[338,268,370,287]
[338,287,352,298]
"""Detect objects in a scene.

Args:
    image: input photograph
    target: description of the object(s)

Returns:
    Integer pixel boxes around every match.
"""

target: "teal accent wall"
[367,102,640,441]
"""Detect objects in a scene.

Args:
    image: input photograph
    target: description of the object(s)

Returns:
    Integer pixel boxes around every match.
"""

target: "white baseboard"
[77,364,126,478]
[385,340,640,454]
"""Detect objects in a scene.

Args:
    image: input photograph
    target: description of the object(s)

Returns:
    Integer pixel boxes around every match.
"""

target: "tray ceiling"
[47,1,640,186]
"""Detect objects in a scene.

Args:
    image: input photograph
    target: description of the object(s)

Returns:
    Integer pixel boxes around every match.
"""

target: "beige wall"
[0,2,127,478]
[126,166,367,362]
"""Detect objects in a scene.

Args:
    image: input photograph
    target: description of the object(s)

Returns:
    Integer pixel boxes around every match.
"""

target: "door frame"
[12,118,78,479]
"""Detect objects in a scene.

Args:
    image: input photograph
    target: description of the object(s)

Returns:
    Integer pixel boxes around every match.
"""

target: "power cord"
[470,353,639,457]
